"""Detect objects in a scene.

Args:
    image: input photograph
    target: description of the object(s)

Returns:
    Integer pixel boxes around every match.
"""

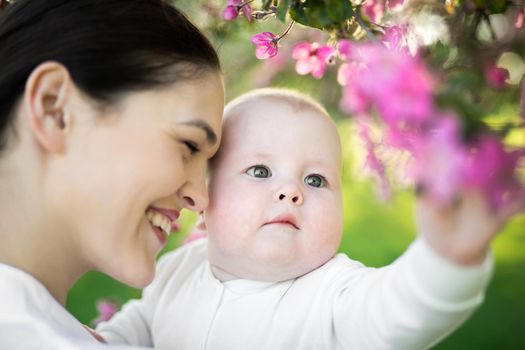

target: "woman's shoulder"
[0,263,52,313]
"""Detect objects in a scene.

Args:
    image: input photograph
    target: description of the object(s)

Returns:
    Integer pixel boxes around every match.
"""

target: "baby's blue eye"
[305,174,325,188]
[246,165,272,178]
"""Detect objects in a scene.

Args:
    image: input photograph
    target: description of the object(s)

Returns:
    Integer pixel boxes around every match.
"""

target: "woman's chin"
[115,262,156,288]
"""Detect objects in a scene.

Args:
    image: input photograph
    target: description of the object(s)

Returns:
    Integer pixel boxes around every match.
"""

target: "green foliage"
[289,0,353,30]
[276,0,291,21]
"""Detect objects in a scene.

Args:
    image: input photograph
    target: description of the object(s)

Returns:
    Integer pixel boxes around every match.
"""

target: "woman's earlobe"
[25,62,72,154]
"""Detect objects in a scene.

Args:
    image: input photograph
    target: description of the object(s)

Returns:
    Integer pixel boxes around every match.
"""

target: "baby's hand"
[416,189,525,266]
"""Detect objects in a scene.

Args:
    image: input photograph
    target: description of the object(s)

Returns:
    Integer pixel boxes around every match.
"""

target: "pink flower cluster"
[337,41,524,209]
[292,42,334,79]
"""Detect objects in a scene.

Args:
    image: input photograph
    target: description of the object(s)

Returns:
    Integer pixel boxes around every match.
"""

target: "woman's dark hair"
[0,0,221,150]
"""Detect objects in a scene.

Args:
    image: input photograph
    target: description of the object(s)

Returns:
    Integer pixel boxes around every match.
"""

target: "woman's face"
[49,72,224,287]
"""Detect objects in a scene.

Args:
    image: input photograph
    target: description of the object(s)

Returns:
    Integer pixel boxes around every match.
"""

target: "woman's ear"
[24,61,73,154]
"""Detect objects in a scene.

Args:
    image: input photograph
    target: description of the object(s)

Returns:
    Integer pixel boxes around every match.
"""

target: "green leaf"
[326,0,353,23]
[289,0,354,30]
[277,0,291,21]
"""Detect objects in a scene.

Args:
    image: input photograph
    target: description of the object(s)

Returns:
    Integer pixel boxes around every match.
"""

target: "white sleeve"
[96,241,205,346]
[332,238,493,349]
[0,314,153,350]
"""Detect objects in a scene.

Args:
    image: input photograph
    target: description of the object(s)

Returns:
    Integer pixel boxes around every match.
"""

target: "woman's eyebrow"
[180,120,218,146]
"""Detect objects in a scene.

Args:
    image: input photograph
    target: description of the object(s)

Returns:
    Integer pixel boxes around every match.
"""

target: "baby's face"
[205,99,343,282]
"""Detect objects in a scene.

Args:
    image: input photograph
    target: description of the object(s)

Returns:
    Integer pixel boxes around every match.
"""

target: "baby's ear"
[24,61,73,154]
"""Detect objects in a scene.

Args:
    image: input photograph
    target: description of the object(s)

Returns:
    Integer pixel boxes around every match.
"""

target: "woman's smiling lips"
[263,214,299,230]
[149,206,181,231]
[146,207,181,246]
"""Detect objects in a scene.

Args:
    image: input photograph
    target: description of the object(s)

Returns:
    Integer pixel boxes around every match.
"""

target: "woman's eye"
[183,141,200,155]
[305,174,325,188]
[246,165,271,178]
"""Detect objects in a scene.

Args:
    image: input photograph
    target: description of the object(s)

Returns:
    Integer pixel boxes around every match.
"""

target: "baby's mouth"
[264,214,299,230]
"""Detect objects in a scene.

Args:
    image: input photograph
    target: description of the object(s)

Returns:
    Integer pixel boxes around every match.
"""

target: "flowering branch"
[216,0,525,210]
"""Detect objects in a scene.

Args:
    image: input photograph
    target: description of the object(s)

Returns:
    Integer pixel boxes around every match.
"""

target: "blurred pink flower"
[340,44,435,127]
[410,116,466,203]
[92,299,120,326]
[183,214,208,244]
[222,0,253,21]
[388,0,405,8]
[251,32,278,59]
[362,0,385,23]
[485,64,509,89]
[183,231,207,244]
[463,134,525,209]
[383,25,408,52]
[222,5,238,20]
[337,62,361,86]
[292,42,334,79]
[520,74,525,120]
[340,81,369,114]
[515,6,525,28]
[362,0,405,22]
[358,122,391,199]
[337,39,353,60]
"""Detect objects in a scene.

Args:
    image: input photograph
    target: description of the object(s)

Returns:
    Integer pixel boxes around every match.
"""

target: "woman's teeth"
[146,209,172,236]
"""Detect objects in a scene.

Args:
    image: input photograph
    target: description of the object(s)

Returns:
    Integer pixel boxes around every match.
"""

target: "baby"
[98,88,505,349]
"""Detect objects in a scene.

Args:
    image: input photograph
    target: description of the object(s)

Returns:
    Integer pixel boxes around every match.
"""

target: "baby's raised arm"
[332,189,524,349]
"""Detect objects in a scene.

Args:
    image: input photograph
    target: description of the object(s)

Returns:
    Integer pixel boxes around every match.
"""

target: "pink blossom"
[358,122,391,199]
[340,81,369,115]
[92,299,120,326]
[362,0,385,23]
[383,25,408,52]
[410,116,467,203]
[388,0,405,9]
[463,134,525,210]
[516,6,525,28]
[337,62,361,86]
[361,0,404,22]
[337,39,353,61]
[251,32,278,59]
[520,74,525,120]
[222,0,253,22]
[339,44,435,127]
[222,5,238,20]
[485,64,509,89]
[292,42,334,79]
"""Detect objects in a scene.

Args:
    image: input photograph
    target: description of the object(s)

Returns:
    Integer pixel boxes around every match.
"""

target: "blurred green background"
[67,2,525,349]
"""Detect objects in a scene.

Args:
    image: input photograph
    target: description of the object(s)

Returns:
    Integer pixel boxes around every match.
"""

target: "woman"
[0,0,224,348]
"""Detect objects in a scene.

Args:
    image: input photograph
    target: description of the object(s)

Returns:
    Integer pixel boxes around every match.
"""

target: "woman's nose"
[273,183,304,205]
[180,164,209,213]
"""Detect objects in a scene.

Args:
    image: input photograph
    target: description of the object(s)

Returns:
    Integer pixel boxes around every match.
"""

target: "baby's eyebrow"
[180,120,217,146]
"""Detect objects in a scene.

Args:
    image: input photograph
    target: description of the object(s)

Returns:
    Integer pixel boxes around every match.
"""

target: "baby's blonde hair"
[224,88,332,123]
[208,88,339,173]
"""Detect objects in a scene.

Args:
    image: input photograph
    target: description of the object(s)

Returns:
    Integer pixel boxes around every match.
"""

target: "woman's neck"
[0,122,87,306]
[0,233,85,305]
